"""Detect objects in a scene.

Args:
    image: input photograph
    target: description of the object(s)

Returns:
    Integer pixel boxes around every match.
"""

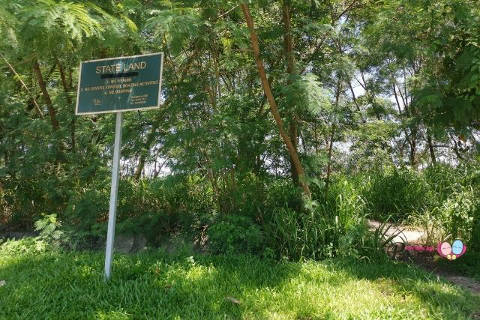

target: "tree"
[240,2,311,197]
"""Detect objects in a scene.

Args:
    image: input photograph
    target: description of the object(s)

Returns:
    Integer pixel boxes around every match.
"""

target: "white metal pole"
[105,112,123,280]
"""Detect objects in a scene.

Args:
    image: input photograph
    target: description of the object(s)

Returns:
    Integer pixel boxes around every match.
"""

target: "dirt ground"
[406,251,480,295]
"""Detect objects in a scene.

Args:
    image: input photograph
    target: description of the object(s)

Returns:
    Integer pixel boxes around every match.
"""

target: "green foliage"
[34,213,65,248]
[0,237,49,255]
[408,183,479,248]
[1,0,480,278]
[64,180,110,238]
[264,207,334,260]
[471,212,480,253]
[207,215,263,255]
[20,0,104,44]
[264,177,368,261]
[425,165,480,250]
[362,219,406,261]
[0,214,70,253]
[279,73,331,117]
[360,164,480,253]
[63,174,214,246]
[363,0,480,128]
[363,168,433,222]
[347,121,399,172]
[435,188,477,241]
[145,6,203,55]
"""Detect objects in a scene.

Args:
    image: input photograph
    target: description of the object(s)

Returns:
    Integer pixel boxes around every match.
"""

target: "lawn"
[0,240,479,320]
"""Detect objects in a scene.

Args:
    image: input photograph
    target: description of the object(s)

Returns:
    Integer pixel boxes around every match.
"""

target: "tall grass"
[357,164,480,253]
[263,177,369,260]
[362,167,433,222]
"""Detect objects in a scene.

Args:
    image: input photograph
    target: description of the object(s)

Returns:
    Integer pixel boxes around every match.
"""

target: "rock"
[112,234,148,254]
[159,236,195,255]
[114,234,135,254]
[131,234,147,253]
[96,234,148,254]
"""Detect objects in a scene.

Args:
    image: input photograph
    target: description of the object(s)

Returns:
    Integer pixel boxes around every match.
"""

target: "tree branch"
[33,58,59,130]
[0,53,44,118]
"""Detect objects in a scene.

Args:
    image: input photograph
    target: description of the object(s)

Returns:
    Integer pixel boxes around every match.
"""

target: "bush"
[404,165,480,251]
[207,215,263,255]
[264,206,336,260]
[34,213,66,249]
[471,209,480,252]
[0,237,49,255]
[263,177,369,261]
[362,167,433,222]
[0,214,68,255]
[63,174,215,247]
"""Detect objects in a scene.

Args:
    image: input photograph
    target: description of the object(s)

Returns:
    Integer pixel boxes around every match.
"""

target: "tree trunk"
[283,0,300,186]
[33,59,59,130]
[133,97,172,181]
[409,129,417,168]
[349,81,365,123]
[241,3,311,197]
[288,119,299,185]
[450,135,465,161]
[427,131,436,165]
[325,125,335,197]
[132,52,195,179]
[360,71,381,120]
[134,123,159,180]
[393,83,416,166]
[326,81,341,196]
[58,62,76,152]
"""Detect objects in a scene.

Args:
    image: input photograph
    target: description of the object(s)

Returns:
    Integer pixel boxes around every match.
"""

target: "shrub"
[363,167,433,222]
[263,177,369,261]
[63,174,215,247]
[0,214,68,255]
[264,206,335,260]
[0,237,48,255]
[207,215,263,255]
[34,213,66,249]
[437,188,476,241]
[471,209,480,253]
[410,187,479,248]
[405,164,480,251]
[216,172,269,220]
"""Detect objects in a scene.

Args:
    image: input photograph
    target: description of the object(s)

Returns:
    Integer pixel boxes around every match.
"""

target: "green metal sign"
[76,53,163,115]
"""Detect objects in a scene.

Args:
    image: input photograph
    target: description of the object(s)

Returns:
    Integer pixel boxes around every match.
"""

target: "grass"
[0,239,479,319]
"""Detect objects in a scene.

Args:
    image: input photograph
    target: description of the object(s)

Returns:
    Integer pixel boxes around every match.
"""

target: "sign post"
[76,53,163,280]
[105,112,122,280]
